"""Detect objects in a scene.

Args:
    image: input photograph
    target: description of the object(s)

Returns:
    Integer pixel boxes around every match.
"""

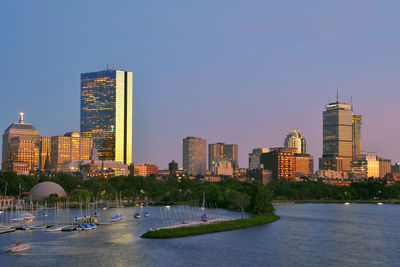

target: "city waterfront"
[1,204,399,266]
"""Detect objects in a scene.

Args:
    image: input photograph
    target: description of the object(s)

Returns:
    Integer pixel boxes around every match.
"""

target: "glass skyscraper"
[80,69,133,165]
[319,101,353,171]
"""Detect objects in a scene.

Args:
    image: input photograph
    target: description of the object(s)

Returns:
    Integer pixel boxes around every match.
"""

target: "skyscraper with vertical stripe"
[80,68,133,165]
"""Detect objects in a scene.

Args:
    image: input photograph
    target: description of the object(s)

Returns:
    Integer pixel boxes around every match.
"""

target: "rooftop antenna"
[351,95,353,112]
[106,63,109,70]
[336,88,339,103]
[19,112,24,123]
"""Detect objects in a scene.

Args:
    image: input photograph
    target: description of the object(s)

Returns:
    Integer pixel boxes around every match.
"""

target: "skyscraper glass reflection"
[80,69,132,165]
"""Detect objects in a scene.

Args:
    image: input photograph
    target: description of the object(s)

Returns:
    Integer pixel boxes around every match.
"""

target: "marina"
[1,204,400,266]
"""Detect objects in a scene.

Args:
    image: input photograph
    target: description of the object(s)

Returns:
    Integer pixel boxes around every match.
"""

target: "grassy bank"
[141,213,280,239]
[273,199,400,204]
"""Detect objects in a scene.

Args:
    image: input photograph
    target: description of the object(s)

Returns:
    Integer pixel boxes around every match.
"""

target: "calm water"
[0,204,399,266]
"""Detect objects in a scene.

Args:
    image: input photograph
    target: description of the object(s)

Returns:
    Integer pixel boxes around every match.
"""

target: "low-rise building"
[129,163,159,177]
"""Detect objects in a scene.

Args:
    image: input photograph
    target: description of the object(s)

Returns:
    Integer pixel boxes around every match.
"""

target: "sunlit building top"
[284,129,306,154]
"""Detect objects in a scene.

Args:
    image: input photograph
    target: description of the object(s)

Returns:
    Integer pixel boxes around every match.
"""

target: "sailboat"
[46,203,62,232]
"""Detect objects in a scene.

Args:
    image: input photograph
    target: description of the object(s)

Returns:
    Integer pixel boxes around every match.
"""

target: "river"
[0,204,399,266]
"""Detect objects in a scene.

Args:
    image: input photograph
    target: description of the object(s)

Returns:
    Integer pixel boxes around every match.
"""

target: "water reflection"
[1,204,400,266]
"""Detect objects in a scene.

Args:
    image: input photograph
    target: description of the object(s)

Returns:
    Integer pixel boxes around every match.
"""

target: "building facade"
[39,136,51,171]
[295,153,314,177]
[169,160,178,176]
[284,129,306,154]
[260,147,296,180]
[80,69,133,165]
[379,158,391,178]
[352,115,362,159]
[208,143,238,171]
[351,153,380,178]
[183,137,207,175]
[213,159,234,176]
[129,163,159,176]
[319,101,353,171]
[50,132,93,171]
[248,148,269,170]
[2,113,40,174]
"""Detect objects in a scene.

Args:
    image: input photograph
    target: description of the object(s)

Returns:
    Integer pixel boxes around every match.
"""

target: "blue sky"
[1,1,400,169]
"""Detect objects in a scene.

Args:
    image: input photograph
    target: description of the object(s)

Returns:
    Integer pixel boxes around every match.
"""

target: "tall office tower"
[352,115,362,159]
[319,100,353,171]
[183,137,207,175]
[248,148,269,170]
[284,129,306,154]
[2,113,40,172]
[81,68,133,165]
[208,143,238,171]
[50,132,93,171]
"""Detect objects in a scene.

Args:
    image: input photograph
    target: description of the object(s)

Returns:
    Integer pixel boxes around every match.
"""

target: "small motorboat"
[84,214,91,219]
[42,211,48,217]
[90,223,97,229]
[378,202,383,205]
[134,213,141,218]
[103,207,107,210]
[83,223,93,230]
[94,211,99,217]
[144,212,150,217]
[7,242,30,253]
[344,202,350,205]
[74,215,83,221]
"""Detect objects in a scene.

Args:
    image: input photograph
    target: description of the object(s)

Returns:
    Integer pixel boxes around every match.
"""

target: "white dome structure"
[29,182,67,199]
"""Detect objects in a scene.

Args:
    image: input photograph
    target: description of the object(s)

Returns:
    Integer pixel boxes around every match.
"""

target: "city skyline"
[2,1,400,169]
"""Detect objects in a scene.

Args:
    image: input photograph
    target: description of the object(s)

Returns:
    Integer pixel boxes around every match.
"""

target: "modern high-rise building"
[80,68,133,165]
[2,113,40,174]
[208,143,238,171]
[284,129,306,154]
[352,115,362,159]
[50,132,93,171]
[248,148,269,170]
[319,101,353,171]
[260,147,296,180]
[183,137,207,175]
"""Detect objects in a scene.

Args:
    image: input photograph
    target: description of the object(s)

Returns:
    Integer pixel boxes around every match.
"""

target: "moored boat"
[30,225,47,230]
[45,225,63,232]
[144,212,150,217]
[134,212,141,218]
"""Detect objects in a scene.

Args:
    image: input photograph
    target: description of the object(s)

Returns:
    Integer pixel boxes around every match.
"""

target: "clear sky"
[1,0,400,170]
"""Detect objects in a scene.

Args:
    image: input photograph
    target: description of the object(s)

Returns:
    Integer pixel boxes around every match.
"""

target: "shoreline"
[141,213,280,239]
[273,200,400,204]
